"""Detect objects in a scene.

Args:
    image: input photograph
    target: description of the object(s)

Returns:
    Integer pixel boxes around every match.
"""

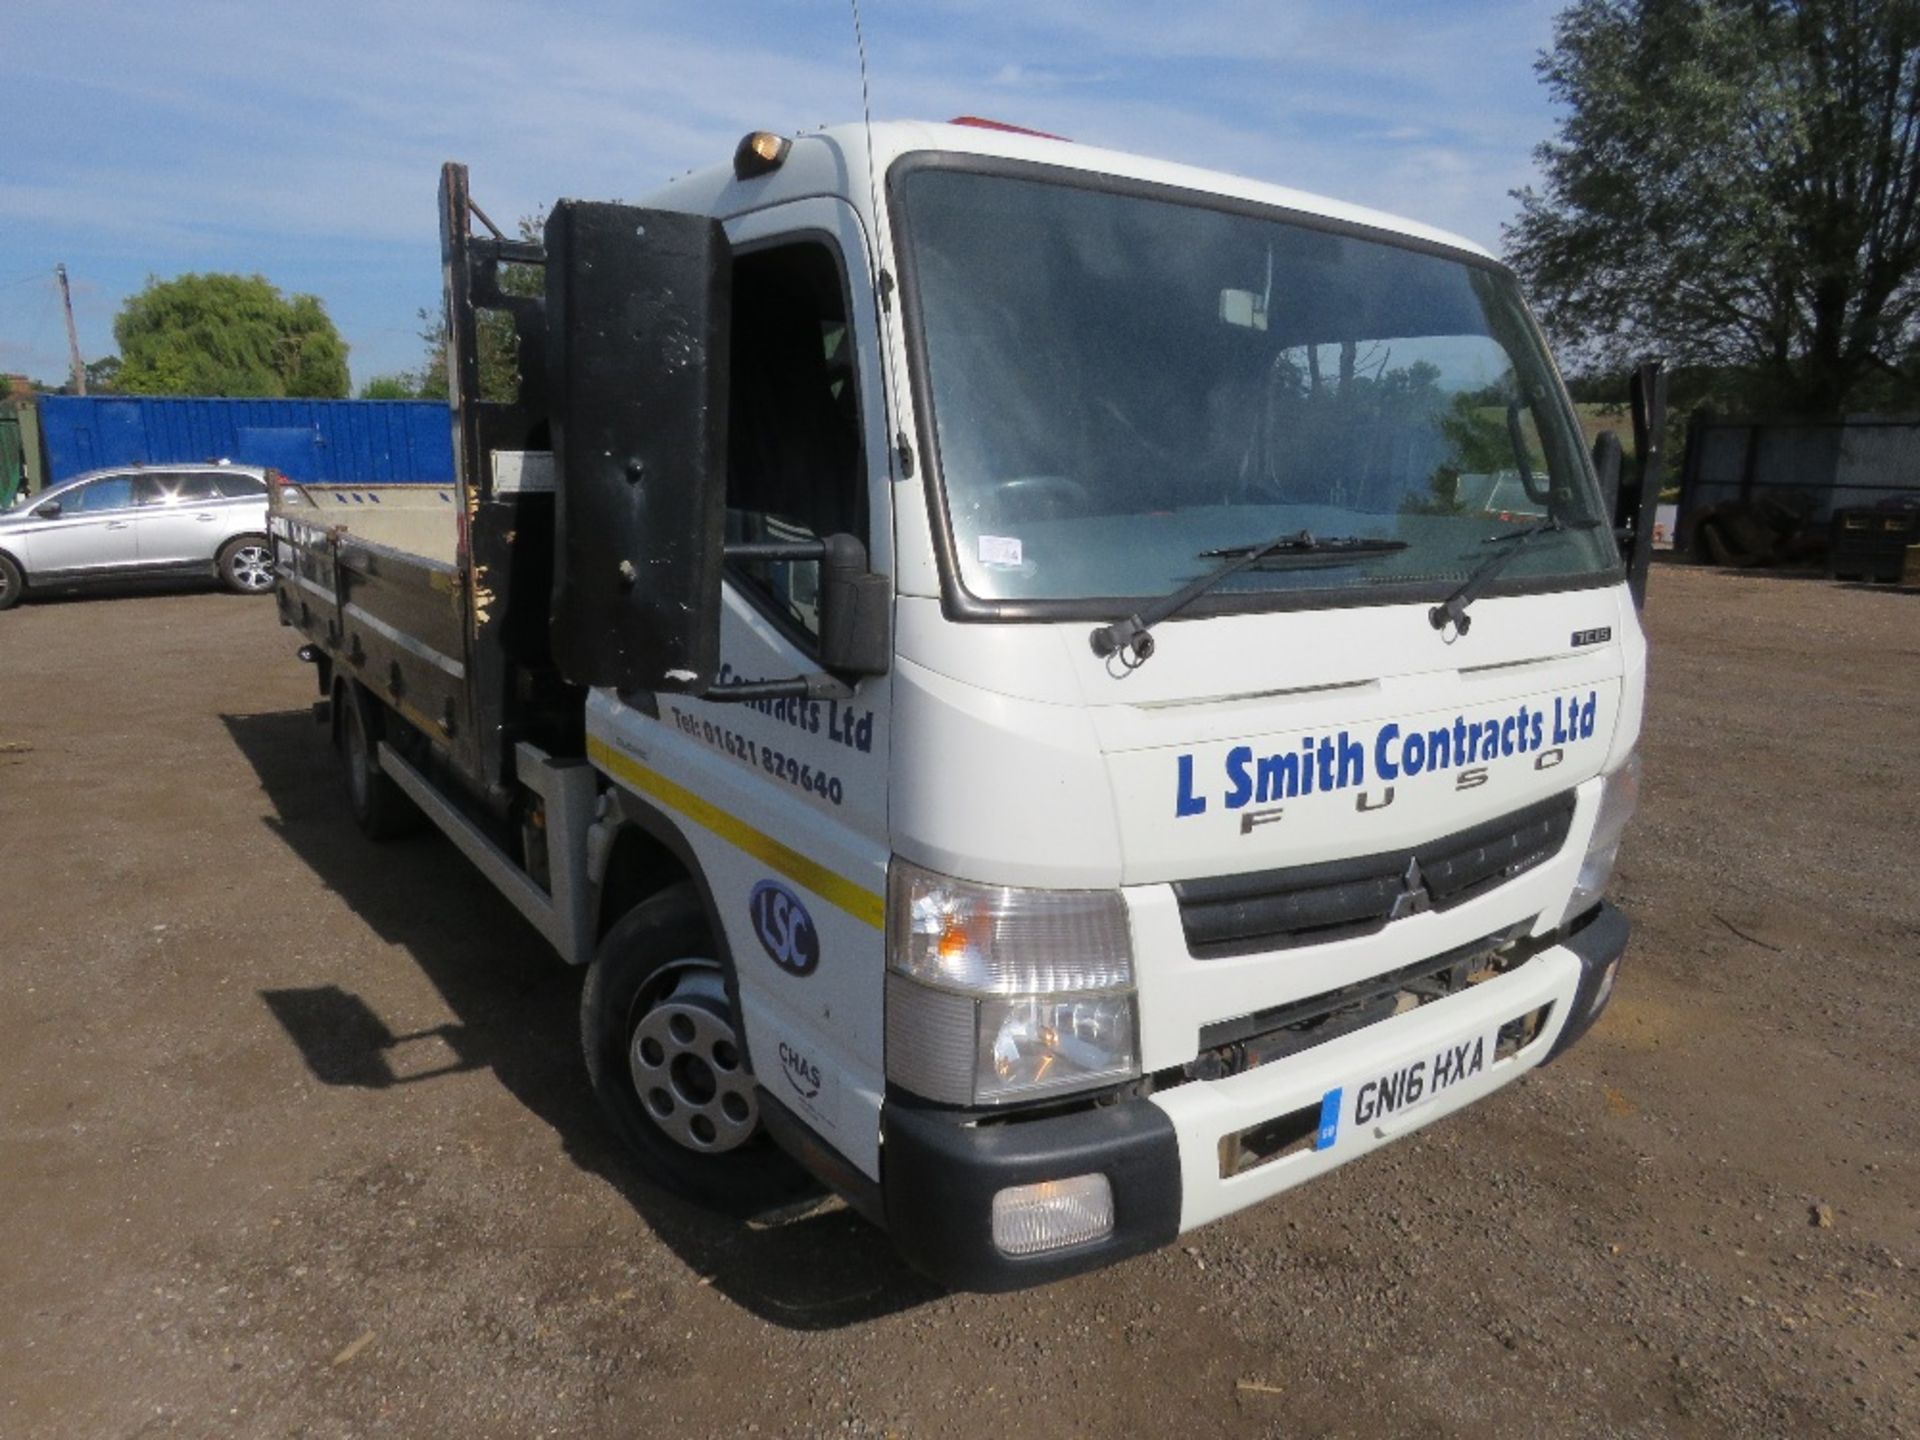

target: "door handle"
[106,521,130,530]
[195,512,217,521]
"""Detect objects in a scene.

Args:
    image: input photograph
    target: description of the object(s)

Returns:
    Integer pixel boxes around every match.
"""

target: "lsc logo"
[749,880,820,977]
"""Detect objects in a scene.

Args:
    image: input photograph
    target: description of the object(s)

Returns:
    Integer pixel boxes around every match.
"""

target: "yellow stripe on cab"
[587,734,886,930]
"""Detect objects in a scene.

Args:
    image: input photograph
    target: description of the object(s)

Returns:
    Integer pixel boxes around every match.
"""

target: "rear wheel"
[0,553,21,611]
[337,683,420,840]
[582,882,817,1214]
[218,534,275,594]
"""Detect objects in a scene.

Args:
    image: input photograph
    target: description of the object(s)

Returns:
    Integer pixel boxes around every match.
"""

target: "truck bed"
[270,467,581,805]
[270,482,472,759]
[275,482,463,566]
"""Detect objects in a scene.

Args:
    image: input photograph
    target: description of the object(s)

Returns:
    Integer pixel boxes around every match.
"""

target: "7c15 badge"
[749,880,820,977]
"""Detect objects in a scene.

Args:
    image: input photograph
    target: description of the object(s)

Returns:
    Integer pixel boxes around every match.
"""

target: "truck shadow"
[221,707,941,1330]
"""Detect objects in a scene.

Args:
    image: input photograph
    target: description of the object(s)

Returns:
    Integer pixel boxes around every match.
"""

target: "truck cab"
[272,119,1653,1291]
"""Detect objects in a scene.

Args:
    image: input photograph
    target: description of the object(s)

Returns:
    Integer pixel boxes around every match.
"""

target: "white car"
[0,464,274,610]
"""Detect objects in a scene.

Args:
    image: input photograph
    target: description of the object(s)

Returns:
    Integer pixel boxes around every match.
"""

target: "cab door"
[653,198,897,1175]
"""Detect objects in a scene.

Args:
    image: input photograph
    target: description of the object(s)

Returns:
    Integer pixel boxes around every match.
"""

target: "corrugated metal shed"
[36,396,455,486]
[1679,413,1920,529]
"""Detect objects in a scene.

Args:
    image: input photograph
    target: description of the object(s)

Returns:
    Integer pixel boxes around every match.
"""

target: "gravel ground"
[0,565,1914,1439]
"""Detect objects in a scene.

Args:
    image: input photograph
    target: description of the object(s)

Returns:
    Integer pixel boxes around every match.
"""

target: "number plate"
[1312,1020,1503,1152]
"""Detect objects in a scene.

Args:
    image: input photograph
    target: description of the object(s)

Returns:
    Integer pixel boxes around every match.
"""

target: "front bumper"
[880,901,1629,1292]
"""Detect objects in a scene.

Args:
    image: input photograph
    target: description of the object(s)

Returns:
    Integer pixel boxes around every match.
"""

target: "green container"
[0,414,23,510]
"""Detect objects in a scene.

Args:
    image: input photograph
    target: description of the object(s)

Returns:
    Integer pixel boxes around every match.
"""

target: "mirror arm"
[698,533,886,703]
[702,540,846,699]
[723,539,828,563]
[704,673,855,704]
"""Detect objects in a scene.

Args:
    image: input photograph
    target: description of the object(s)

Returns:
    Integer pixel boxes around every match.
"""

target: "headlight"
[885,859,1138,1105]
[1560,751,1641,925]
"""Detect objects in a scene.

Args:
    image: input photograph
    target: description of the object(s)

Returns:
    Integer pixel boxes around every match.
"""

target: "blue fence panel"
[36,396,455,486]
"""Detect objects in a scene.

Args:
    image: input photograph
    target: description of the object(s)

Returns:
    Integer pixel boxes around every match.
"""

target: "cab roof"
[638,118,1495,264]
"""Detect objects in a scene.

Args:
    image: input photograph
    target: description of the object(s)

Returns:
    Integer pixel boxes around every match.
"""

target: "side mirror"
[819,534,890,677]
[32,499,60,518]
[545,199,731,695]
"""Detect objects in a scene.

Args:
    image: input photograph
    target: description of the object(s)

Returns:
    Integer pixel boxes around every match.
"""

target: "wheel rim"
[229,544,274,591]
[627,962,759,1154]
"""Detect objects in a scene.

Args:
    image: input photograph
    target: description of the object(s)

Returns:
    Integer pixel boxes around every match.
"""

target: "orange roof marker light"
[733,130,793,180]
[949,116,1071,142]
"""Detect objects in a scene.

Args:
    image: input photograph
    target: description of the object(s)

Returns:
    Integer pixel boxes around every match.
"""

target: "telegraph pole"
[55,264,86,396]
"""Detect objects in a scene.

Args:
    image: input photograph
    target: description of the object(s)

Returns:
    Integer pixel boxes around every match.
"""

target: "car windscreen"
[892,162,1617,611]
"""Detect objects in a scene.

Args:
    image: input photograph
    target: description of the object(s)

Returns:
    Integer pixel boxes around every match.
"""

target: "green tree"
[1508,0,1920,414]
[413,209,547,404]
[358,373,421,399]
[113,273,350,398]
[412,304,521,404]
[82,356,121,394]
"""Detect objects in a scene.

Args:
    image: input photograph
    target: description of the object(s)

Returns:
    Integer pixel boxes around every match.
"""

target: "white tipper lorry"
[270,120,1661,1290]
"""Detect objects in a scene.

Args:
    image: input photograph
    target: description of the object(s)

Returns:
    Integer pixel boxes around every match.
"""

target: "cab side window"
[725,240,866,645]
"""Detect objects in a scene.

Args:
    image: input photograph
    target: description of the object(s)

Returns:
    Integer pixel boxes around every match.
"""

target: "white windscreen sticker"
[978,534,1023,568]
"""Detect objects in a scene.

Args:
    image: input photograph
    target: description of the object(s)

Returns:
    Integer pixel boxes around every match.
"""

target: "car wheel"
[337,682,421,840]
[218,534,275,594]
[0,552,22,611]
[582,882,819,1216]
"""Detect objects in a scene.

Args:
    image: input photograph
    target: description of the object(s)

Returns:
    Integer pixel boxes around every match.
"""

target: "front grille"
[1173,791,1576,958]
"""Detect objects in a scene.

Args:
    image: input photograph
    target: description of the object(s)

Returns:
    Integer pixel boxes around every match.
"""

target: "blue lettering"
[1178,752,1211,816]
[1258,751,1301,802]
[1374,723,1401,781]
[1223,747,1253,810]
[1335,731,1365,788]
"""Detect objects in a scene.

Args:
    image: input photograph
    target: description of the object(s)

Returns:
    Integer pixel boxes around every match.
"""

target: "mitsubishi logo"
[1388,857,1433,921]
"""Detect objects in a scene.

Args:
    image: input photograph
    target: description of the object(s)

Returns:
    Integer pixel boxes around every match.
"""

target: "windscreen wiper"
[1090,530,1407,667]
[1428,516,1599,636]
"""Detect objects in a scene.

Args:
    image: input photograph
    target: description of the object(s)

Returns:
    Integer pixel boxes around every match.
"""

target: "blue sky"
[2,1,1565,389]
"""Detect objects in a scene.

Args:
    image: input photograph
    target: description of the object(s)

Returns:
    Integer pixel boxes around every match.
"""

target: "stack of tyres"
[1827,507,1920,583]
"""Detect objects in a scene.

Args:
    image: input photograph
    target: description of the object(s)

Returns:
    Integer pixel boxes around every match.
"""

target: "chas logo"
[749,880,820,976]
[777,1041,822,1100]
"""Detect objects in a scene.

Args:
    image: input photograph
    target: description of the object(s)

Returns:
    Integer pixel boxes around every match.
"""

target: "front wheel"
[0,552,22,611]
[217,534,275,594]
[582,882,818,1215]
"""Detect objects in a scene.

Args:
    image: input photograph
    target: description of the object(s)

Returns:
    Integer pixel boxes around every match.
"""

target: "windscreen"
[894,164,1617,608]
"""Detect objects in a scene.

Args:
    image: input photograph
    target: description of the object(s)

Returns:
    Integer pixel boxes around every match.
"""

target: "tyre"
[582,882,818,1215]
[337,682,420,840]
[217,534,275,594]
[0,552,22,611]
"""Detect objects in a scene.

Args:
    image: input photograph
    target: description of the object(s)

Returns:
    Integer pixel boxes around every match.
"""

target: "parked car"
[0,463,274,610]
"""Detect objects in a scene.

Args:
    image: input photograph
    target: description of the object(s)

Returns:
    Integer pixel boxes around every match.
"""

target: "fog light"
[990,1174,1114,1256]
